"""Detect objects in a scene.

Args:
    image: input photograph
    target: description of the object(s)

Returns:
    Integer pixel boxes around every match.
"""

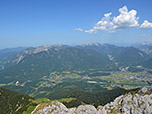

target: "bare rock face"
[101,93,152,114]
[32,87,152,114]
[75,105,97,114]
[99,87,152,114]
[13,44,65,64]
[32,101,97,114]
[32,100,69,114]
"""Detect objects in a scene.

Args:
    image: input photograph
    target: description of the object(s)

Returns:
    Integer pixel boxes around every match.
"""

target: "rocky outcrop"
[31,101,69,114]
[75,105,97,114]
[13,44,66,64]
[32,87,152,114]
[32,101,98,114]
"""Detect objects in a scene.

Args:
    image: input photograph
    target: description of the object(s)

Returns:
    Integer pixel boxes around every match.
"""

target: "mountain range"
[0,43,152,83]
[0,43,152,113]
[0,47,26,68]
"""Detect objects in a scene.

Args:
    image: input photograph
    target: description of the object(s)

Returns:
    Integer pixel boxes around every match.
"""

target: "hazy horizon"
[1,41,152,50]
[1,0,152,49]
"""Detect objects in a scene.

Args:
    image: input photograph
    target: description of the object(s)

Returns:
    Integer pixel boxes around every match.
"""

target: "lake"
[0,67,4,70]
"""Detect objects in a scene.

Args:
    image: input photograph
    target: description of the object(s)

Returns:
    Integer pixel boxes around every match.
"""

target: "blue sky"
[0,0,152,49]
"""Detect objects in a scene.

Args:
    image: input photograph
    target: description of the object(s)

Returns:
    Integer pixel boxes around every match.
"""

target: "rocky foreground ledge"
[32,87,152,114]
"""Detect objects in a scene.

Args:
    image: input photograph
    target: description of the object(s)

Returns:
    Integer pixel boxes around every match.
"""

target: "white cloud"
[84,12,112,33]
[111,6,139,30]
[140,20,152,28]
[74,28,84,32]
[76,5,152,33]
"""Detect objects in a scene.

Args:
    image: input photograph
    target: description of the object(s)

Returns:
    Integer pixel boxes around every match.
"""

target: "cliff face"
[32,87,152,114]
[100,87,152,114]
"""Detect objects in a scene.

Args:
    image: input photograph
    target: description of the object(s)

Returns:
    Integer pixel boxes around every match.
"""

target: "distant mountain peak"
[80,42,117,48]
[13,44,67,64]
[80,42,101,47]
[141,40,152,46]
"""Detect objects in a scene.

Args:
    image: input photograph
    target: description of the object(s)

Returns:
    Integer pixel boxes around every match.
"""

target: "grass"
[0,84,6,87]
[23,106,36,114]
[7,81,14,85]
[23,98,52,114]
[58,97,76,103]
[63,85,77,89]
[65,73,80,77]
[62,71,70,74]
[120,81,148,85]
[31,98,51,104]
[37,81,45,85]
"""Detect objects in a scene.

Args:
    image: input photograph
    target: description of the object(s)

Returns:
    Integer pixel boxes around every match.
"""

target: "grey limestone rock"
[32,87,152,114]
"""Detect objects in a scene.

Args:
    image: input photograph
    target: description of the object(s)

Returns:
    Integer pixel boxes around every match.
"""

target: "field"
[0,67,152,99]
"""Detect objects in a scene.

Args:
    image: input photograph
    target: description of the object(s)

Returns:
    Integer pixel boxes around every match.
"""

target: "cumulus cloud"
[84,12,112,33]
[76,6,151,33]
[85,6,139,33]
[112,6,139,30]
[140,20,152,28]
